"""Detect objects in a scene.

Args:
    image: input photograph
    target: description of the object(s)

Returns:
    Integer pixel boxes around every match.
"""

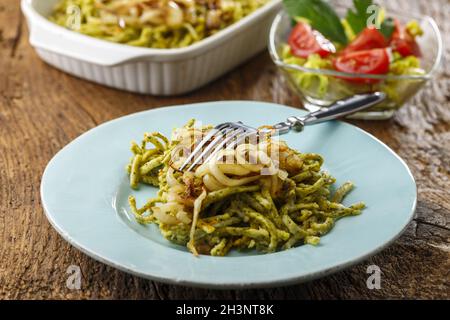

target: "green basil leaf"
[380,17,395,38]
[283,0,348,45]
[345,0,374,34]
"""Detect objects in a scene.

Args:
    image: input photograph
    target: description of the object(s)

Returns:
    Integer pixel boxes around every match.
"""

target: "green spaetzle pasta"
[49,0,271,49]
[125,120,365,256]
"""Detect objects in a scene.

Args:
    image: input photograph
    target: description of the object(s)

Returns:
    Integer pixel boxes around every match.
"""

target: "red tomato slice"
[333,48,390,84]
[391,19,421,57]
[288,21,335,58]
[342,27,387,54]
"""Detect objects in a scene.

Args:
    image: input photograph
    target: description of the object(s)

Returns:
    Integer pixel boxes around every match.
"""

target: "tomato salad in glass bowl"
[269,0,442,120]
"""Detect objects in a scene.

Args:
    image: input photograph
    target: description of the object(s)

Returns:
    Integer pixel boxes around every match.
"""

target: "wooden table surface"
[1,0,449,299]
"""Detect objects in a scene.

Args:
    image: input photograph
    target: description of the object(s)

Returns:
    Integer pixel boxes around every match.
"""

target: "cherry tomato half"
[342,27,387,54]
[391,19,421,57]
[288,21,336,58]
[333,48,390,84]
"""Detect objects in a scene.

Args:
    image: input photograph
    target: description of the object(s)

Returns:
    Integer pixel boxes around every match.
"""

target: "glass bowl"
[268,8,442,120]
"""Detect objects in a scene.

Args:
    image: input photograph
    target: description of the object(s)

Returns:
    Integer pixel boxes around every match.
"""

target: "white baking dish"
[21,0,282,95]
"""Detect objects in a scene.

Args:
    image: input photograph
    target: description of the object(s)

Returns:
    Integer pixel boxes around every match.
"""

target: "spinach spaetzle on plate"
[126,119,365,256]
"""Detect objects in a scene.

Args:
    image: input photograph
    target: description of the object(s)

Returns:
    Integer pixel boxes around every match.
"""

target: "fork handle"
[303,92,386,125]
[273,92,386,134]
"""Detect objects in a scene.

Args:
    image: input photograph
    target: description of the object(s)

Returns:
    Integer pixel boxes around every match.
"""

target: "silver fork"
[179,92,386,172]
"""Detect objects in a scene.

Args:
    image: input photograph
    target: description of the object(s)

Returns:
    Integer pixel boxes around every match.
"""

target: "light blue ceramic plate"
[41,101,416,288]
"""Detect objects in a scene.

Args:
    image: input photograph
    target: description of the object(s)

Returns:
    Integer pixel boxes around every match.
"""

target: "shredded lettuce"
[381,54,425,103]
[406,20,424,38]
[389,55,422,75]
[282,48,332,98]
[303,53,332,69]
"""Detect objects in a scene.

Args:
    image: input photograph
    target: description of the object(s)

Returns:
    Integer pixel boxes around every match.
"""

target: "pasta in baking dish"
[50,0,271,48]
[126,120,364,256]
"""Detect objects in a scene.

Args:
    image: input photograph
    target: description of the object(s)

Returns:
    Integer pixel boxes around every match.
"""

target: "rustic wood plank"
[0,0,448,299]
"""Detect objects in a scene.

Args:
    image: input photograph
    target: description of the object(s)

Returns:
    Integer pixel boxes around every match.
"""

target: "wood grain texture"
[0,0,448,299]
